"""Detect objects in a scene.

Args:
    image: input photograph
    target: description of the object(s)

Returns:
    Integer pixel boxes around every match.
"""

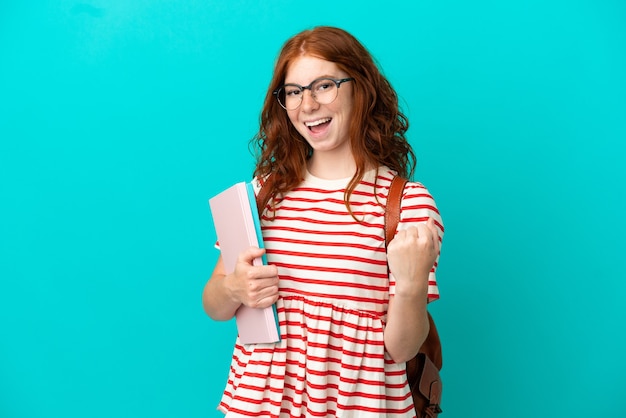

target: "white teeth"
[305,118,331,127]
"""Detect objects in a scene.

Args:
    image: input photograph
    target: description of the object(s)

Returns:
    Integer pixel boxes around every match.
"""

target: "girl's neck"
[307,153,357,180]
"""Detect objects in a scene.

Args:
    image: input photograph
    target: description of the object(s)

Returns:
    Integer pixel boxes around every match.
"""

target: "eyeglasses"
[273,77,354,110]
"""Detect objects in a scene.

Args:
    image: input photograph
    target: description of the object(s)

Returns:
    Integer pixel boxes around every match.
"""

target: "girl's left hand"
[386,217,440,295]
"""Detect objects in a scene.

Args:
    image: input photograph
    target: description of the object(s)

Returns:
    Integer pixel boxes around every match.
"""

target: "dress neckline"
[303,167,381,188]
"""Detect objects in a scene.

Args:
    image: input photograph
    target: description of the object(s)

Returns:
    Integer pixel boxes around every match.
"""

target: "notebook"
[208,182,281,345]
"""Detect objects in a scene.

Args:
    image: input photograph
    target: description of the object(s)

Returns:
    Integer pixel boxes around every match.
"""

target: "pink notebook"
[208,182,280,345]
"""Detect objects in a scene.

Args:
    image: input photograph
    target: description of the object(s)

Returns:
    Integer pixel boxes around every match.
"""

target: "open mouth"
[305,117,332,134]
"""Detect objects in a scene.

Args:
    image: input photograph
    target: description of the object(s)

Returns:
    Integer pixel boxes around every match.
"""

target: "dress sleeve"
[388,181,444,302]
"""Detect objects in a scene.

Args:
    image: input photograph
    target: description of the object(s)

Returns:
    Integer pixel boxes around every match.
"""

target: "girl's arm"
[384,218,441,363]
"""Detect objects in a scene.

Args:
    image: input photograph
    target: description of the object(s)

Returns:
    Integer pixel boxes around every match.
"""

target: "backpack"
[256,174,443,417]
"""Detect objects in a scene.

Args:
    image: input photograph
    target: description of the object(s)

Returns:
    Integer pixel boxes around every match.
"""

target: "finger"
[249,279,277,297]
[405,226,419,239]
[250,281,279,308]
[426,217,439,245]
[239,246,266,263]
[392,228,407,243]
[246,266,279,285]
[255,292,279,309]
[426,217,437,239]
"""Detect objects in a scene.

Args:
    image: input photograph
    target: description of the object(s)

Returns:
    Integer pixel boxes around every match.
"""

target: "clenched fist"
[386,217,440,296]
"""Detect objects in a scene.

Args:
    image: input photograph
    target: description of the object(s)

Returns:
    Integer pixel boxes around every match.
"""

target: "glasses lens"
[277,86,303,110]
[311,79,338,105]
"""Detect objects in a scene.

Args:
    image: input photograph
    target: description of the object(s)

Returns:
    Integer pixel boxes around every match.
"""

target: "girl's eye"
[315,81,334,92]
[285,88,302,97]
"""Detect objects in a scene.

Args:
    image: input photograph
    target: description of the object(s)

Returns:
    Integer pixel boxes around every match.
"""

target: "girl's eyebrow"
[283,75,338,86]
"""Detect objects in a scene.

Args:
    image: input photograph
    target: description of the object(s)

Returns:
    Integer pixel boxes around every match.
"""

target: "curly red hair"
[252,26,416,213]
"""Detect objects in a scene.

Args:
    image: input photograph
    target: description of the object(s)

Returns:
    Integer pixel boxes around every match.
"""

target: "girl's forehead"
[285,56,344,84]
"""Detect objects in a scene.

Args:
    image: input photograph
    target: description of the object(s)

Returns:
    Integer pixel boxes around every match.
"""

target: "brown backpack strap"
[385,176,408,247]
[255,173,275,215]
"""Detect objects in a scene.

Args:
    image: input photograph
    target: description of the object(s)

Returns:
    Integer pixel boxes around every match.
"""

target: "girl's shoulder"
[375,166,428,190]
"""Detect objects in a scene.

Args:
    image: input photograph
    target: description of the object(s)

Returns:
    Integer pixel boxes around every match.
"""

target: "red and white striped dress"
[218,167,444,418]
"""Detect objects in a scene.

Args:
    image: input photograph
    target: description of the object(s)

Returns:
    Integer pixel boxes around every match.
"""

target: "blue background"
[1,1,625,417]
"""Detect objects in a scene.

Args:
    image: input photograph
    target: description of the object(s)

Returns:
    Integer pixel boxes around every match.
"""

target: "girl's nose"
[300,89,319,112]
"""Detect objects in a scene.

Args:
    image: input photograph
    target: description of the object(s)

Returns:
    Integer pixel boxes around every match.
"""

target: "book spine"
[246,182,268,265]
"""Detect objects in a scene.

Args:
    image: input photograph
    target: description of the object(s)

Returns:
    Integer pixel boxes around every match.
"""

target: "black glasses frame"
[272,77,354,110]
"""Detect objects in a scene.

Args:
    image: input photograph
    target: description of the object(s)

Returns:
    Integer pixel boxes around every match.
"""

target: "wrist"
[221,273,243,306]
[393,276,429,299]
